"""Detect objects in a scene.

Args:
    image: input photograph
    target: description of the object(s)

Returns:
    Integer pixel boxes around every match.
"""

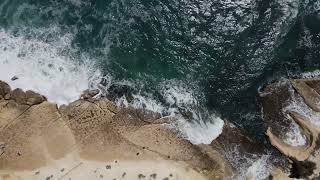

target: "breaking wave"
[0,28,224,145]
[0,29,101,105]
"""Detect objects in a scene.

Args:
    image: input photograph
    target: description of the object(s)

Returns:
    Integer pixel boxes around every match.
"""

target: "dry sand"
[0,153,206,180]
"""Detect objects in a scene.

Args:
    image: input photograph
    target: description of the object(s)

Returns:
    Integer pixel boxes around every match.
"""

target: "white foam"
[283,114,307,146]
[223,145,273,180]
[0,29,100,105]
[302,69,320,78]
[161,83,198,106]
[245,155,272,180]
[116,82,225,145]
[131,94,166,113]
[174,115,224,144]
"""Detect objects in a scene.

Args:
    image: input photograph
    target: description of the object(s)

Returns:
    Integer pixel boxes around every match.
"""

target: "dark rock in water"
[177,107,194,120]
[211,122,265,156]
[0,81,11,97]
[106,84,134,102]
[11,76,18,81]
[258,80,294,139]
[289,160,316,179]
[99,76,109,87]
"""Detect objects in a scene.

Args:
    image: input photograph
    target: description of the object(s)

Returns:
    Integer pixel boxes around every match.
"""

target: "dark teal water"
[1,0,320,137]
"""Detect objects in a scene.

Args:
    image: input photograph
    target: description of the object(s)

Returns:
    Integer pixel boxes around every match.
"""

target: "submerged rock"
[106,84,135,102]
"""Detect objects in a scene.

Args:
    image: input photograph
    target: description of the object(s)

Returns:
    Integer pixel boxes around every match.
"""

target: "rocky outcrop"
[0,81,231,180]
[211,122,265,156]
[0,81,10,98]
[260,78,320,179]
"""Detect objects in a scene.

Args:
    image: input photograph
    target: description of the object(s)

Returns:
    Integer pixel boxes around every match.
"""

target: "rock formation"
[0,80,231,180]
[260,78,320,179]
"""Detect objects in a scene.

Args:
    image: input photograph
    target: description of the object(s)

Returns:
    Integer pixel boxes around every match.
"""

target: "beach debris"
[34,171,40,175]
[150,173,157,179]
[122,172,126,178]
[60,168,65,172]
[163,178,169,180]
[100,174,103,178]
[17,150,22,156]
[0,142,5,156]
[138,174,146,179]
[169,173,173,177]
[106,165,111,169]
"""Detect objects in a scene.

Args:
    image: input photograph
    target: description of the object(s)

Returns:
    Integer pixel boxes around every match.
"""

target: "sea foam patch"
[0,29,100,105]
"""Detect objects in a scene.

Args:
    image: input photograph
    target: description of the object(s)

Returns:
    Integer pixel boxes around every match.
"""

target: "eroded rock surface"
[0,81,230,180]
[260,78,320,179]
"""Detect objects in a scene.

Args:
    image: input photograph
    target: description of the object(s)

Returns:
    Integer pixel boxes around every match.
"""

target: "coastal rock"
[211,122,265,155]
[0,81,230,180]
[260,78,320,179]
[270,168,292,180]
[0,81,11,97]
[1,87,47,106]
[291,79,320,112]
[259,80,293,139]
[210,122,266,177]
[80,89,100,100]
[25,90,47,105]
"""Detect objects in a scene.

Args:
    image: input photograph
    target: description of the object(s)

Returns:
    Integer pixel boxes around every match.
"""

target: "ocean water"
[1,0,320,178]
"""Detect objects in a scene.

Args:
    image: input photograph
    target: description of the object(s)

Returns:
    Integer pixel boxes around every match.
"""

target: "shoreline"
[1,78,320,179]
[0,80,230,180]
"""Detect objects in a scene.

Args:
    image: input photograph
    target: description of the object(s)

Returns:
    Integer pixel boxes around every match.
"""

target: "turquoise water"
[1,0,320,137]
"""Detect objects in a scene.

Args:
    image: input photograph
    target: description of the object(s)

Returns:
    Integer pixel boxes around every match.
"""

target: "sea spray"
[0,29,101,105]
